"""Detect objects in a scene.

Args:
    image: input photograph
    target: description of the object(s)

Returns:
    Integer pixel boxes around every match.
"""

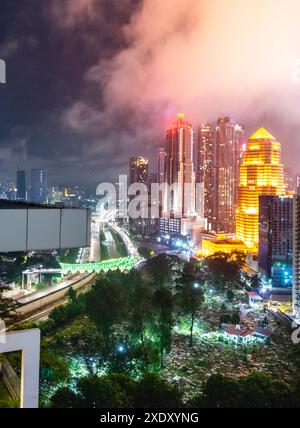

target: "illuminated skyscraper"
[284,167,295,193]
[197,124,215,229]
[165,113,196,217]
[293,194,300,322]
[259,195,293,288]
[236,128,285,250]
[129,156,149,186]
[156,148,166,184]
[215,117,245,233]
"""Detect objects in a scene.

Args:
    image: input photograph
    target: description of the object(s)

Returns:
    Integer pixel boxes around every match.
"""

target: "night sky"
[1,0,300,191]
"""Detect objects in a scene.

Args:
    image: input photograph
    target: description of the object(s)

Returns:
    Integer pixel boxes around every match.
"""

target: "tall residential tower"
[165,113,196,217]
[197,124,214,229]
[214,117,245,233]
[293,194,300,322]
[17,170,26,200]
[129,156,149,186]
[156,148,167,184]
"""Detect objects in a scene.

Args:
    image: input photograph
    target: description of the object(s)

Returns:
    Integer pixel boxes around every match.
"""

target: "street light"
[194,283,200,289]
[117,345,125,353]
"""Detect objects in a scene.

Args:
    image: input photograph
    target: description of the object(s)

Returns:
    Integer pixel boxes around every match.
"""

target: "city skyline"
[1,0,300,411]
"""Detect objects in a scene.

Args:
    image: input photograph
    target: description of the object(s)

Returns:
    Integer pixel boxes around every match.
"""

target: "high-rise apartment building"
[284,167,295,193]
[31,169,48,204]
[17,170,26,200]
[129,156,149,186]
[259,195,293,288]
[197,124,214,229]
[293,194,300,321]
[156,148,166,184]
[236,128,285,250]
[215,117,245,233]
[165,113,196,217]
[128,156,157,235]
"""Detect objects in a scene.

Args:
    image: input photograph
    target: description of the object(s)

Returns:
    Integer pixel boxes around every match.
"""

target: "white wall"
[0,208,90,252]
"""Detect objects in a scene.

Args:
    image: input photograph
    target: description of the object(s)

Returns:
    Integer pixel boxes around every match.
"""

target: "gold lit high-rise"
[236,128,285,250]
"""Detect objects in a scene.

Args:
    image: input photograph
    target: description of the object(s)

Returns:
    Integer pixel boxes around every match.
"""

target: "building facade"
[129,156,149,186]
[17,170,26,200]
[259,195,293,288]
[293,195,300,322]
[165,113,196,217]
[30,169,48,204]
[156,148,166,185]
[214,117,245,233]
[197,124,215,229]
[236,128,285,250]
[201,233,249,257]
[128,156,157,236]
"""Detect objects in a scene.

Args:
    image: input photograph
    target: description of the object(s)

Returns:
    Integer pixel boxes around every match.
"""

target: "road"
[18,273,89,305]
[109,223,139,258]
[89,217,101,262]
[102,228,119,259]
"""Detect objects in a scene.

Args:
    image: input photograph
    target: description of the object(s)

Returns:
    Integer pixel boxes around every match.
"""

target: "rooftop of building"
[267,294,292,303]
[0,199,82,210]
[253,326,272,338]
[224,325,252,337]
[249,127,276,141]
[247,291,263,300]
[203,235,246,246]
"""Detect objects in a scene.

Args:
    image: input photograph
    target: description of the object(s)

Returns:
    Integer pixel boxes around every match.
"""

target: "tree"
[69,328,104,376]
[192,374,243,408]
[206,252,241,291]
[85,277,128,352]
[51,374,137,408]
[50,373,182,409]
[136,373,182,408]
[192,373,293,408]
[152,287,174,367]
[0,287,19,321]
[68,287,77,303]
[226,289,235,302]
[138,246,154,259]
[240,372,292,408]
[50,388,79,408]
[250,274,261,290]
[39,345,71,390]
[231,311,240,325]
[177,262,205,347]
[230,251,246,268]
[145,254,181,288]
[129,281,154,347]
[49,306,69,326]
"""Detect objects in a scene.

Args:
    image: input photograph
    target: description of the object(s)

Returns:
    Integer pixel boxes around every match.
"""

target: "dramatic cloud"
[64,0,300,175]
[48,0,98,28]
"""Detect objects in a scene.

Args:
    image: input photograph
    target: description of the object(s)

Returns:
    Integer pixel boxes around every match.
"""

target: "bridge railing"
[59,256,140,275]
